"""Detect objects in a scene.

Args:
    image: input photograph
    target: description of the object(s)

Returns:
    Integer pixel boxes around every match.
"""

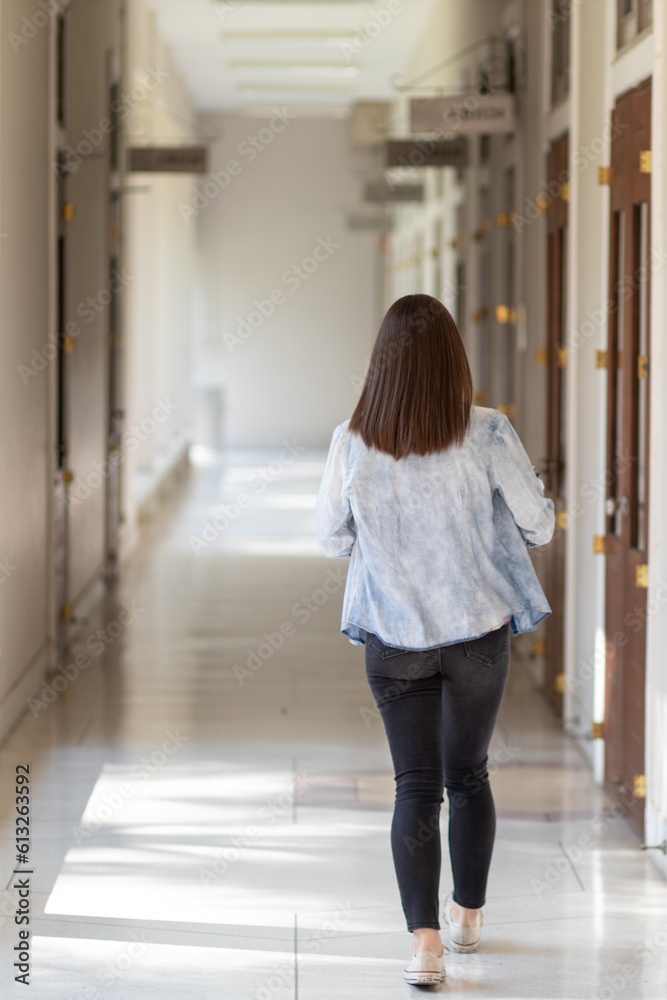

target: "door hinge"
[496,305,516,325]
[61,604,73,621]
[63,335,75,353]
[536,348,548,366]
[558,347,569,368]
[561,183,570,202]
[554,673,566,693]
[591,721,604,739]
[473,307,489,323]
[536,195,549,215]
[63,469,74,484]
[633,774,647,798]
[598,166,612,185]
[473,391,490,405]
[595,350,609,369]
[534,638,547,656]
[593,535,607,554]
[497,403,515,420]
[636,564,649,588]
[64,203,75,222]
[639,150,652,174]
[556,510,569,530]
[638,355,649,378]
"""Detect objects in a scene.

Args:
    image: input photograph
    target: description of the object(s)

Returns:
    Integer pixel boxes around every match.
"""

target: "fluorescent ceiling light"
[236,82,355,94]
[221,31,359,41]
[230,62,360,78]
[241,104,350,119]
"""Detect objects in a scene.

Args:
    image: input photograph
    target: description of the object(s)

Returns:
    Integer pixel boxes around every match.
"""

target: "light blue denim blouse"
[315,406,555,650]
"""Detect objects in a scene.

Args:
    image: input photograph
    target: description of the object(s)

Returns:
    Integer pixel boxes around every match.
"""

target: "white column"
[562,0,609,778]
[645,0,667,876]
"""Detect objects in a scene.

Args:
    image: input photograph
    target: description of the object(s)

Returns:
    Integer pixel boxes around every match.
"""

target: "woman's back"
[316,405,554,649]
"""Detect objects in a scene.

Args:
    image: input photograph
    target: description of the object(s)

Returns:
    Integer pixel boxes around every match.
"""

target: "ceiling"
[145,0,440,116]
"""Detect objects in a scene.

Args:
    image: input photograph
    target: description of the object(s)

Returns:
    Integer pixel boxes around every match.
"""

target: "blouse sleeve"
[315,424,356,558]
[489,410,555,548]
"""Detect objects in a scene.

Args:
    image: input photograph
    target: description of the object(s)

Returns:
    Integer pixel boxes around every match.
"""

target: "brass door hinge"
[536,348,548,366]
[497,212,517,228]
[534,638,547,656]
[638,355,649,378]
[496,305,516,325]
[473,307,489,323]
[558,348,569,368]
[633,774,647,798]
[595,350,608,369]
[639,150,652,174]
[63,335,75,353]
[593,535,607,554]
[636,564,649,588]
[554,673,566,693]
[536,195,549,215]
[473,391,490,405]
[61,604,73,620]
[63,469,74,484]
[561,183,570,202]
[591,721,604,739]
[556,510,569,530]
[64,203,75,221]
[598,166,612,185]
[497,403,515,420]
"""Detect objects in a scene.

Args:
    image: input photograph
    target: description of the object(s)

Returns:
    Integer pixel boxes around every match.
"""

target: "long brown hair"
[349,294,472,459]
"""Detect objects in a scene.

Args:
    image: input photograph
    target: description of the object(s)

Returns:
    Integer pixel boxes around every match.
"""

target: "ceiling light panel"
[230,62,360,78]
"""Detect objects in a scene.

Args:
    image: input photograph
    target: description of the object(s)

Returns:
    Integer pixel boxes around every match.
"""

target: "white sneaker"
[443,891,482,953]
[403,948,447,985]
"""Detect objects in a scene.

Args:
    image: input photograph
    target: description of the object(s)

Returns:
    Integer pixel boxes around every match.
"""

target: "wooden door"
[105,60,122,583]
[543,132,569,715]
[603,78,651,837]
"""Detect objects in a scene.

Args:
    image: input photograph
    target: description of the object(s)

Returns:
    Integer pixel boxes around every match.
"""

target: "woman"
[315,294,555,985]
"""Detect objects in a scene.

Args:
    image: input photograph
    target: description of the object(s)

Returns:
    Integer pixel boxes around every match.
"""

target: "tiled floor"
[1,450,666,999]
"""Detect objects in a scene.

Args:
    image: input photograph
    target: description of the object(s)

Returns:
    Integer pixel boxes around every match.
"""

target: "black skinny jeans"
[365,622,510,932]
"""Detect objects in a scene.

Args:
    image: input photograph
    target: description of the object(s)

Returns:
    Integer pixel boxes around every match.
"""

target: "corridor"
[3,0,667,996]
[1,455,666,999]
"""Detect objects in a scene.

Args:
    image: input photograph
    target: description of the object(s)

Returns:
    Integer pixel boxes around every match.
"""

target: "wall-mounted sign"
[364,179,424,203]
[385,137,468,169]
[410,93,516,135]
[350,101,392,148]
[128,146,209,173]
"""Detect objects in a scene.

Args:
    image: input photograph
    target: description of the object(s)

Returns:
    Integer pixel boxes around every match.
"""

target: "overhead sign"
[128,146,209,173]
[364,179,424,203]
[410,93,516,135]
[385,137,468,169]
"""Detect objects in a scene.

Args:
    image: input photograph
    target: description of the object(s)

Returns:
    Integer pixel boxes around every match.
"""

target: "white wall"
[120,0,197,555]
[0,0,52,739]
[194,113,377,450]
[0,0,198,743]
